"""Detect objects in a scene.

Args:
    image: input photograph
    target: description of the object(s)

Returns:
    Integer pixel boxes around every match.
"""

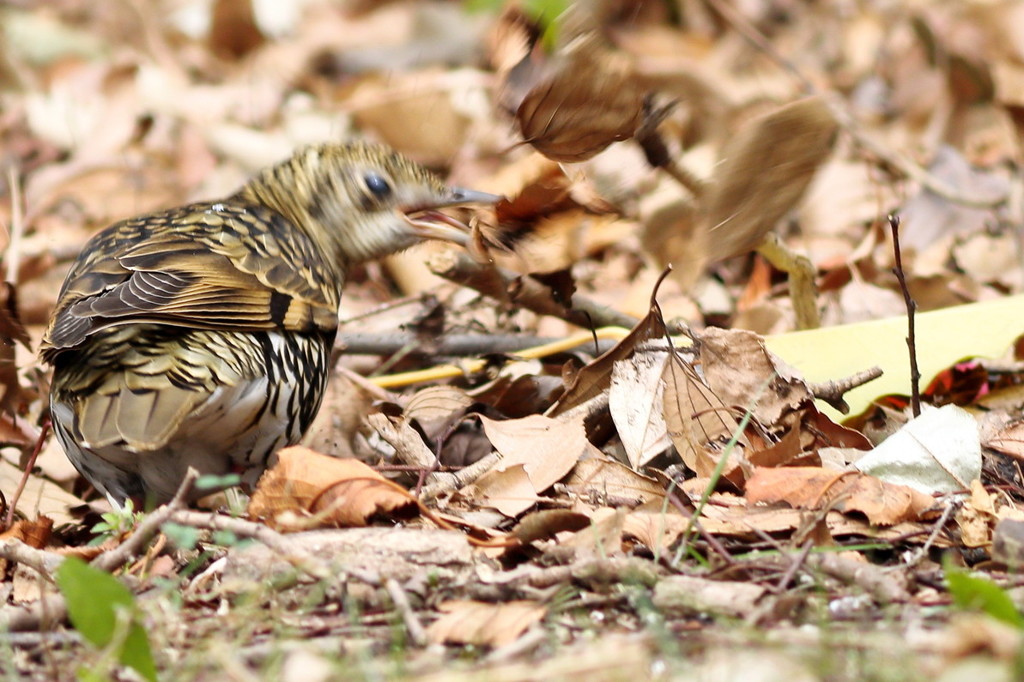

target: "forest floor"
[3,1,1024,679]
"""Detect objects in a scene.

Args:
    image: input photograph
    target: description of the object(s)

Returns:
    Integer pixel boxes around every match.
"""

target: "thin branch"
[889,215,921,417]
[90,468,198,573]
[807,366,884,414]
[338,332,618,358]
[384,578,429,647]
[167,510,373,584]
[4,421,50,531]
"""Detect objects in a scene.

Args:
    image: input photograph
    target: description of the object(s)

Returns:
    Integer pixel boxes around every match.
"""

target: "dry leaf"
[248,446,420,531]
[698,327,812,425]
[427,600,547,647]
[511,509,591,544]
[609,350,672,468]
[704,96,838,261]
[466,414,587,517]
[548,299,667,417]
[622,509,689,556]
[565,456,667,506]
[0,458,81,525]
[745,466,936,526]
[506,15,644,163]
[209,0,265,59]
[662,353,750,482]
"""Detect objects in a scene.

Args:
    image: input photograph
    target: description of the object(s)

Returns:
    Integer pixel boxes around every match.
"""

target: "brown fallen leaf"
[662,352,751,483]
[745,466,936,526]
[0,516,53,576]
[698,327,812,425]
[427,600,547,647]
[466,414,588,517]
[548,295,667,417]
[703,96,839,261]
[501,7,644,163]
[248,446,419,531]
[565,457,667,507]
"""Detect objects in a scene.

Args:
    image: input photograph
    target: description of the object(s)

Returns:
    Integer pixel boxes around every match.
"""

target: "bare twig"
[90,468,198,573]
[4,421,50,530]
[338,332,618,358]
[908,498,959,567]
[0,538,63,578]
[419,451,501,502]
[384,578,429,647]
[889,215,921,417]
[167,510,374,584]
[775,540,814,592]
[0,594,67,633]
[807,366,884,414]
[429,251,678,333]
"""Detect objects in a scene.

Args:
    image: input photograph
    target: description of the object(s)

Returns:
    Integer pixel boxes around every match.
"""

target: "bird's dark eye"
[364,172,392,199]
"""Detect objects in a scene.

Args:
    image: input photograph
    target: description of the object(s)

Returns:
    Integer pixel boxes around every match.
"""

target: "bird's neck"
[236,166,352,289]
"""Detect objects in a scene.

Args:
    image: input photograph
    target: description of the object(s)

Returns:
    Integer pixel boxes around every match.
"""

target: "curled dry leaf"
[745,466,936,526]
[508,32,644,162]
[248,446,419,531]
[511,509,591,544]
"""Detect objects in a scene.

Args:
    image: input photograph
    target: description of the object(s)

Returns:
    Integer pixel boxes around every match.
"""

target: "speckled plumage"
[42,142,494,505]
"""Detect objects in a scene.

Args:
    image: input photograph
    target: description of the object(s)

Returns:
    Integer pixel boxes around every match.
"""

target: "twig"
[429,251,679,333]
[0,538,63,578]
[805,553,911,604]
[4,420,50,530]
[907,498,958,567]
[167,510,371,584]
[806,367,884,414]
[0,594,67,633]
[419,451,501,502]
[338,332,618,358]
[774,540,814,592]
[384,578,429,647]
[90,468,198,573]
[665,489,733,565]
[889,215,921,417]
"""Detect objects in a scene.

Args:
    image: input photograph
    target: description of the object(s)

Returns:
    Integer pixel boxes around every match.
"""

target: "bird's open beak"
[402,187,501,245]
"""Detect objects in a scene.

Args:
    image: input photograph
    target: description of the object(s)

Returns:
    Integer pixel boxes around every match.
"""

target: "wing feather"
[42,200,342,357]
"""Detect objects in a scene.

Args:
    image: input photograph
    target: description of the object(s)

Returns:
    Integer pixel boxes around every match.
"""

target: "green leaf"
[195,473,240,492]
[161,523,200,551]
[946,564,1024,629]
[56,558,158,681]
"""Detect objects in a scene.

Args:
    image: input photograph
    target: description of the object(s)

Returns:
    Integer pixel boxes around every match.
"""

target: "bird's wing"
[43,202,340,354]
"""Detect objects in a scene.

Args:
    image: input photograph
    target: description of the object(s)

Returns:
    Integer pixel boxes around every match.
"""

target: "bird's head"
[241,142,498,268]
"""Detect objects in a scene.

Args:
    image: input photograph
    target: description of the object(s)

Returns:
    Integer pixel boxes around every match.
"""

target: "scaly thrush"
[41,142,496,505]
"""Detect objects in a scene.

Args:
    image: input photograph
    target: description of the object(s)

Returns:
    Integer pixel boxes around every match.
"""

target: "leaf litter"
[4,0,1024,679]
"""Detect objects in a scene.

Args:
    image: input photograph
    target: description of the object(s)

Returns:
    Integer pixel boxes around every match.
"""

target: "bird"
[41,141,497,506]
